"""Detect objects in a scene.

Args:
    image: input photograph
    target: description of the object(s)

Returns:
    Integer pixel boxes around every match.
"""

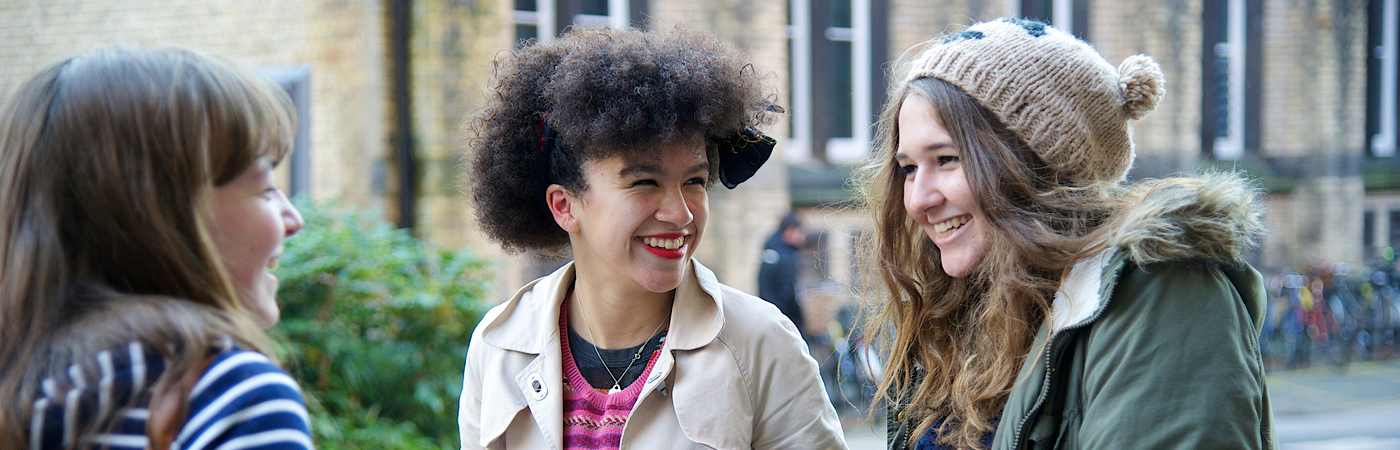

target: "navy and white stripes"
[28,342,312,450]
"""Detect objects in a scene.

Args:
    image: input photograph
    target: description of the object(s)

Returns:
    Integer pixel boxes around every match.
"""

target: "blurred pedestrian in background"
[0,47,311,449]
[859,18,1274,449]
[758,212,809,340]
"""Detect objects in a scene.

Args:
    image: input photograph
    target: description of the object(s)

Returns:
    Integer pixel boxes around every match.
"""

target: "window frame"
[1370,0,1398,158]
[261,66,313,198]
[1200,0,1258,161]
[786,0,879,164]
[513,0,557,45]
[1012,0,1088,39]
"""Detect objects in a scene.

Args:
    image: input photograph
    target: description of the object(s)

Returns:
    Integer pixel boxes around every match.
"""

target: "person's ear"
[546,184,581,233]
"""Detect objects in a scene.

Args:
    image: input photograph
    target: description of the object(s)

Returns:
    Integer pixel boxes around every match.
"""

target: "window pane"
[1365,210,1376,259]
[788,36,796,138]
[515,24,538,48]
[514,0,537,12]
[579,0,609,15]
[830,0,851,28]
[831,39,853,139]
[1019,0,1054,22]
[1391,210,1400,248]
[1213,42,1232,139]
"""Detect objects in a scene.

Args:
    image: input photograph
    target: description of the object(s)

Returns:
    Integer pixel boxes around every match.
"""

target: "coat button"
[527,373,547,401]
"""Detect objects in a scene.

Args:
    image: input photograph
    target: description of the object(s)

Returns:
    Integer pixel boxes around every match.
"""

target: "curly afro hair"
[466,27,773,253]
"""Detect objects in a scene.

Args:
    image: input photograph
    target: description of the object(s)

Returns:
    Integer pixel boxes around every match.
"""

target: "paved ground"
[1270,359,1400,449]
[839,359,1400,449]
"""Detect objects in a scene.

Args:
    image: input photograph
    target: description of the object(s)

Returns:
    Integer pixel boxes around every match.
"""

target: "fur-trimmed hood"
[1050,172,1267,331]
[1101,171,1266,267]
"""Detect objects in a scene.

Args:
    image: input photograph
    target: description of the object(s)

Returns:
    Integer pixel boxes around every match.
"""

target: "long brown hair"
[857,73,1120,448]
[0,47,293,446]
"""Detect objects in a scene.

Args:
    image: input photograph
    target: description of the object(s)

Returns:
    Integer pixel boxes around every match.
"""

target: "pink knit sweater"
[559,312,663,450]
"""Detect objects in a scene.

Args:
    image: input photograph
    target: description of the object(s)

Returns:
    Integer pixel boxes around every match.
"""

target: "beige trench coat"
[457,260,846,449]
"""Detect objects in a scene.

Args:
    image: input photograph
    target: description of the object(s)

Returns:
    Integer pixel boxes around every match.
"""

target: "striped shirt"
[558,306,664,450]
[28,341,313,450]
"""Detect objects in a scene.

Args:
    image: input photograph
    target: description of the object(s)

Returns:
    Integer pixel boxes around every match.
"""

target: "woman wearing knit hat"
[860,18,1274,449]
[457,28,845,449]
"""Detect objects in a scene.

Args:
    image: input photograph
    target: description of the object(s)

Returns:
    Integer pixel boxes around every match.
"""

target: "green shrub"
[273,202,490,449]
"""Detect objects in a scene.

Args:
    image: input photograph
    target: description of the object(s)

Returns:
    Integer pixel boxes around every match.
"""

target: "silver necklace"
[577,302,666,394]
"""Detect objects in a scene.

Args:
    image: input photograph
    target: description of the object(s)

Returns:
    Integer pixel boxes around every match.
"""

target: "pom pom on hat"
[1118,54,1165,120]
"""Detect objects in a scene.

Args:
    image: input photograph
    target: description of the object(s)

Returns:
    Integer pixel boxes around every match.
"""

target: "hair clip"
[536,117,558,154]
[716,127,776,189]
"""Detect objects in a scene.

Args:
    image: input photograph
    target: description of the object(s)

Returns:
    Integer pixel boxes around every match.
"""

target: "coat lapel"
[478,263,575,449]
[516,351,563,449]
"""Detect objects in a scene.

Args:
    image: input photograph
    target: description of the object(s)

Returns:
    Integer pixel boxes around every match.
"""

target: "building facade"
[2,0,1395,309]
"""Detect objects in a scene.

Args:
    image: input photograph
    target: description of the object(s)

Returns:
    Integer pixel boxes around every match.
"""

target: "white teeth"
[933,216,969,234]
[643,237,685,250]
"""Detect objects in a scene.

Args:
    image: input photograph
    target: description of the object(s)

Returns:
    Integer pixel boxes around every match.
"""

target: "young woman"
[458,28,845,449]
[0,47,312,449]
[861,19,1274,449]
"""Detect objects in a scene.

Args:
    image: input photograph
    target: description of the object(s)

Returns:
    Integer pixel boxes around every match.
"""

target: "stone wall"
[1261,0,1370,266]
[0,0,391,209]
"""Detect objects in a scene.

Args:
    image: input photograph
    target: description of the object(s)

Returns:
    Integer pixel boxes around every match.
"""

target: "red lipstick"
[639,234,687,260]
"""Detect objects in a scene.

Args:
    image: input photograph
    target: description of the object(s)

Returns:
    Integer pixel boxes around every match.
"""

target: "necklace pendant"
[608,384,622,395]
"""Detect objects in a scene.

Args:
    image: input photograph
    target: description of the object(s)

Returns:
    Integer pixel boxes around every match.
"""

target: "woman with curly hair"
[860,19,1274,449]
[457,28,845,449]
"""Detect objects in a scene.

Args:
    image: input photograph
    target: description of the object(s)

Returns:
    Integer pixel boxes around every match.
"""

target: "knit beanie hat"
[905,17,1166,184]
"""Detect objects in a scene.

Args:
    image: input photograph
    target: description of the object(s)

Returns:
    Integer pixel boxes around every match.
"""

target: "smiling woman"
[0,47,311,449]
[459,28,846,449]
[859,18,1273,450]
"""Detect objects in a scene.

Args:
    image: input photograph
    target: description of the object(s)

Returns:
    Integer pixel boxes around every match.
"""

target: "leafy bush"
[273,202,490,449]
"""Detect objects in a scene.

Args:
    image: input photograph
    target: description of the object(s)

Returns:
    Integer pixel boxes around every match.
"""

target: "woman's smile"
[639,233,688,259]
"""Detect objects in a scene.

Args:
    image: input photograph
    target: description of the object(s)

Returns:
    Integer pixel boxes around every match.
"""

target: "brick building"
[1,0,1396,308]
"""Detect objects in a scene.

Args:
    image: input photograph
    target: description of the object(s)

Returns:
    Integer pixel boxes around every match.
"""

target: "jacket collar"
[480,258,726,354]
[1049,248,1124,332]
[1050,173,1266,332]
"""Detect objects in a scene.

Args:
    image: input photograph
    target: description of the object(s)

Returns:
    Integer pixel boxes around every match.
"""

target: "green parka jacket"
[891,175,1276,449]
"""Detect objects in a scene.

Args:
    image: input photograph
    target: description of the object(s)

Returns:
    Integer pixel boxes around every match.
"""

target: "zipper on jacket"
[1010,337,1057,450]
[1008,310,1106,450]
[894,423,911,450]
[1010,257,1124,449]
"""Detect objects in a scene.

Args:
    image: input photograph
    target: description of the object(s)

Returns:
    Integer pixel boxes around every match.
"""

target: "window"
[827,1,855,151]
[572,0,611,27]
[786,1,810,161]
[263,67,312,198]
[787,0,883,164]
[514,1,645,47]
[1014,0,1088,39]
[1391,209,1400,249]
[1201,0,1257,160]
[1368,0,1398,157]
[1365,210,1377,259]
[513,0,554,47]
